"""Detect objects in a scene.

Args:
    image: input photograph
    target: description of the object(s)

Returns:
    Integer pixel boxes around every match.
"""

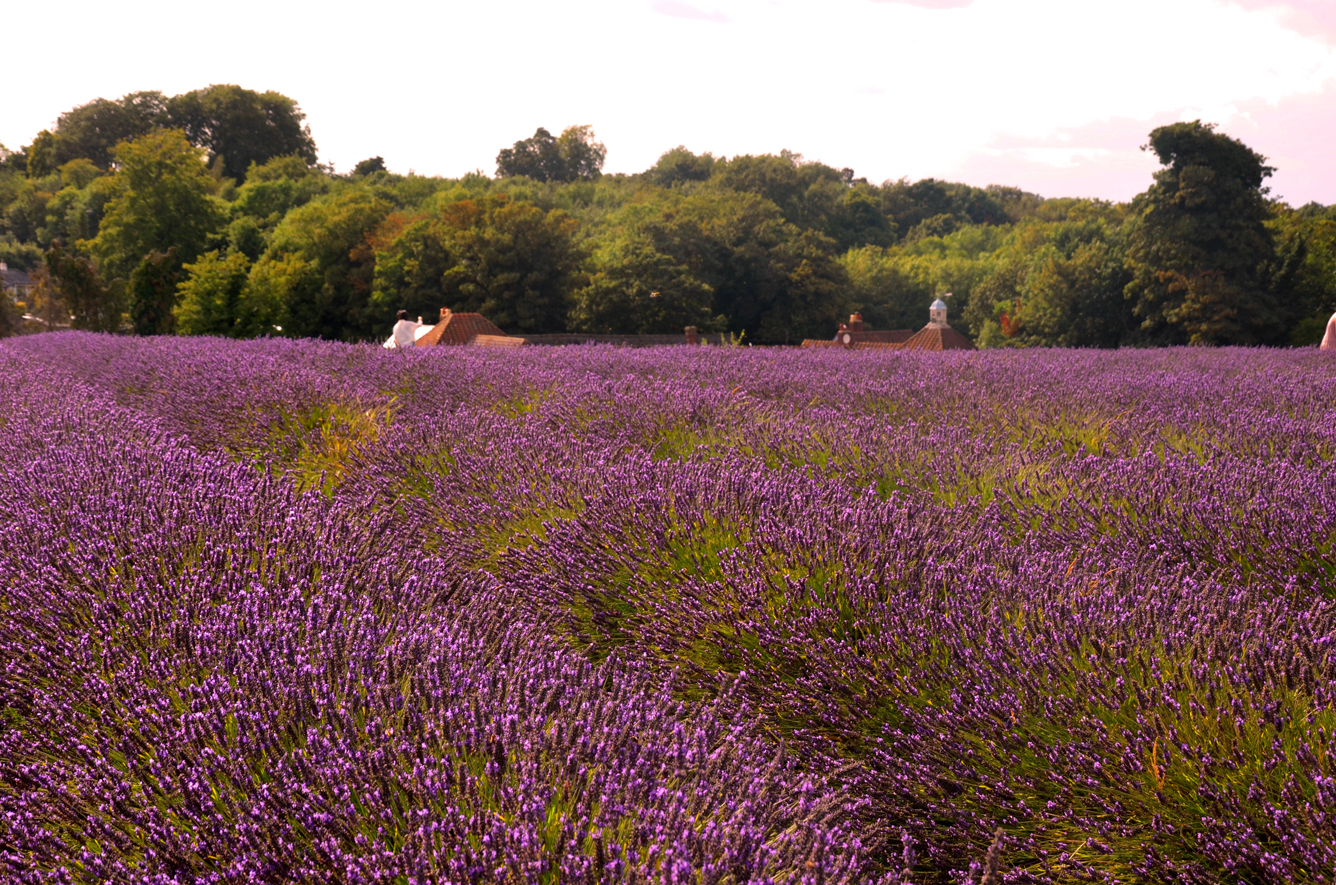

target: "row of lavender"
[0,340,876,884]
[3,333,1336,882]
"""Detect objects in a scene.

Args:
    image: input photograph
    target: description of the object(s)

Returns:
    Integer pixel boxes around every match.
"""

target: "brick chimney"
[440,307,452,322]
[684,326,698,345]
[849,312,864,332]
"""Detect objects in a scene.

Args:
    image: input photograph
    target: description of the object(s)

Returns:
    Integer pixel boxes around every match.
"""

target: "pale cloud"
[1,0,1334,204]
[651,0,732,22]
[869,0,972,7]
[958,80,1336,204]
[1217,0,1336,42]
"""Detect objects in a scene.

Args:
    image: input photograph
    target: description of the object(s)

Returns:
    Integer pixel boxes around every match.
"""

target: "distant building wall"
[519,329,700,347]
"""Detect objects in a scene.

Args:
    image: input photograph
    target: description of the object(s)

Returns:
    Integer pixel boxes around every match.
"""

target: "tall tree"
[352,156,387,177]
[1268,204,1336,344]
[249,189,392,340]
[166,85,318,183]
[0,292,14,338]
[44,241,122,332]
[1125,121,1282,345]
[174,249,253,336]
[495,126,606,182]
[570,233,722,334]
[371,194,584,334]
[127,248,180,335]
[646,146,715,187]
[555,125,606,181]
[25,131,59,178]
[633,190,849,341]
[88,130,224,332]
[48,92,168,170]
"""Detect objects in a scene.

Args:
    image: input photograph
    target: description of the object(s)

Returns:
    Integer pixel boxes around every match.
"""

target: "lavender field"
[2,334,1335,884]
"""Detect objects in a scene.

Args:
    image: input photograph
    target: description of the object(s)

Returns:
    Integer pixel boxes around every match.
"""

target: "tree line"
[2,85,1334,346]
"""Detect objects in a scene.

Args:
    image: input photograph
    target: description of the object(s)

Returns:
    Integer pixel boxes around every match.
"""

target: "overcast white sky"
[3,0,1334,204]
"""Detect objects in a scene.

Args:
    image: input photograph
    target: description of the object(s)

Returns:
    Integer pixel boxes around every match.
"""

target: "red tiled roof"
[803,329,913,348]
[415,312,507,346]
[899,325,976,351]
[852,329,913,344]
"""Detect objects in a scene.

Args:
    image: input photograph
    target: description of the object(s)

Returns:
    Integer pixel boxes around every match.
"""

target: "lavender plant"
[3,332,1335,882]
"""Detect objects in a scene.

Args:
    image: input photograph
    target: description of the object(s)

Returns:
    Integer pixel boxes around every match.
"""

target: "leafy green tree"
[48,92,168,169]
[223,216,266,261]
[903,213,961,243]
[708,152,844,231]
[166,85,318,183]
[175,249,253,336]
[0,141,27,175]
[557,126,606,181]
[878,178,1009,240]
[3,176,57,244]
[630,189,849,341]
[57,158,101,190]
[646,146,715,187]
[365,213,453,321]
[961,219,1131,348]
[0,156,22,206]
[705,153,901,251]
[371,194,584,333]
[253,189,391,340]
[984,185,1046,223]
[88,130,225,332]
[1125,121,1282,345]
[231,155,330,228]
[570,233,722,334]
[0,291,14,337]
[841,245,935,333]
[241,252,311,336]
[1010,239,1133,347]
[26,131,58,178]
[1269,204,1336,344]
[0,238,43,273]
[760,230,851,342]
[44,241,122,332]
[127,248,180,334]
[496,128,562,181]
[353,156,387,177]
[38,161,111,245]
[496,126,606,182]
[827,188,896,251]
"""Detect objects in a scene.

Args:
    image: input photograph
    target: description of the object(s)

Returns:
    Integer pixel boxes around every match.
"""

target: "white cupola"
[929,296,949,327]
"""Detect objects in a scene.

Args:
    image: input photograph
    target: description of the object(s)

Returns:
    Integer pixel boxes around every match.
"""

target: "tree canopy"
[166,85,318,183]
[1125,121,1283,345]
[372,194,584,334]
[495,126,606,182]
[2,91,1333,347]
[45,92,168,171]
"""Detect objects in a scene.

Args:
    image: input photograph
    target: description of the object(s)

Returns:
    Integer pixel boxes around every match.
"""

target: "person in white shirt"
[1322,311,1336,351]
[391,310,421,349]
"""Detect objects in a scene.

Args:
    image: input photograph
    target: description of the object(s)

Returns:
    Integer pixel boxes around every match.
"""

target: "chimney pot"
[440,307,451,321]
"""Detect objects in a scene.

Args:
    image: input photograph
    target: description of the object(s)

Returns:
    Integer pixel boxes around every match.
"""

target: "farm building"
[1,262,33,298]
[386,307,702,348]
[802,299,975,351]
